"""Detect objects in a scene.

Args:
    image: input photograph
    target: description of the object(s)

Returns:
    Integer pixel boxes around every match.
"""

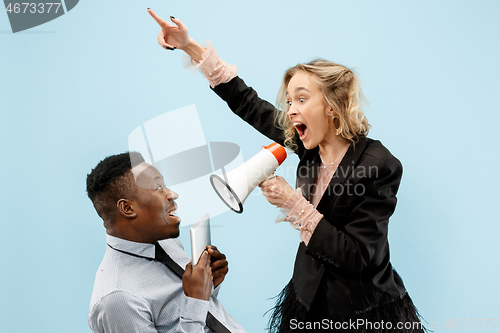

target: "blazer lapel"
[296,147,321,201]
[316,137,369,213]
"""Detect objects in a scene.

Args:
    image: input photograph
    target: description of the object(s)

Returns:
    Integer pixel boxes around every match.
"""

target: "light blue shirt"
[88,234,246,333]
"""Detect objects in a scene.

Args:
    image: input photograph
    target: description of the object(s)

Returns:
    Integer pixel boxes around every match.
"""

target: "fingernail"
[166,46,174,50]
[173,47,177,49]
[170,15,175,19]
[147,8,150,9]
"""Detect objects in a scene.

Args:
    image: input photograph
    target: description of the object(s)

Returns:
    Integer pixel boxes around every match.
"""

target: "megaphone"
[210,143,287,213]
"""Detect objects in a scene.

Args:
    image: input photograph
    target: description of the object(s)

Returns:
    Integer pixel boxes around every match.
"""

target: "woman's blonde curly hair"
[274,59,370,152]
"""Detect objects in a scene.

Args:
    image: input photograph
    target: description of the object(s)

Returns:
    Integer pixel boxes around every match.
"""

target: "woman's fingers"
[259,178,276,191]
[156,31,166,48]
[157,30,175,50]
[148,8,169,28]
[258,176,293,208]
[170,17,187,33]
[149,9,190,50]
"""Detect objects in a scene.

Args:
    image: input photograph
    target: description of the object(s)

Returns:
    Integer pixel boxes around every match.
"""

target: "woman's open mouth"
[293,122,308,140]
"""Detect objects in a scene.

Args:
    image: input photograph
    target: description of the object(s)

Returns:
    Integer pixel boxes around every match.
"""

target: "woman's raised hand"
[148,9,190,50]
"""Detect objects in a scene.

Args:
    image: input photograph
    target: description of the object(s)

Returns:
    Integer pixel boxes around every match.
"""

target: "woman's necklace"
[319,143,350,169]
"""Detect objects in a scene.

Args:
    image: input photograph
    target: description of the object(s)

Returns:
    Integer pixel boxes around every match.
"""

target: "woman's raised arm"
[148,9,205,62]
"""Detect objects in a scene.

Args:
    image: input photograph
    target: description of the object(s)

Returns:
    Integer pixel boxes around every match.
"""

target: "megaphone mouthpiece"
[263,142,287,166]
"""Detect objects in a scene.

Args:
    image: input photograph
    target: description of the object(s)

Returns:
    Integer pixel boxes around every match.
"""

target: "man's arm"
[89,292,158,333]
[89,251,214,333]
[89,291,210,333]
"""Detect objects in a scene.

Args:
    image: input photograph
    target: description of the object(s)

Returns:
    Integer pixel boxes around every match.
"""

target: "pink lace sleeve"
[182,40,238,88]
[279,189,324,245]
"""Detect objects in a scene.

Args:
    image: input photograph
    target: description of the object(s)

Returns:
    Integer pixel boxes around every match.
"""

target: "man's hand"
[207,246,229,288]
[182,250,213,301]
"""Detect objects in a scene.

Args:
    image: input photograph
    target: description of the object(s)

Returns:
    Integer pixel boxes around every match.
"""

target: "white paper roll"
[190,213,211,265]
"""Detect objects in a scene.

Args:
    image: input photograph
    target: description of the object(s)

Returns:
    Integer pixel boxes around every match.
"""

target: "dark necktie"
[154,242,232,333]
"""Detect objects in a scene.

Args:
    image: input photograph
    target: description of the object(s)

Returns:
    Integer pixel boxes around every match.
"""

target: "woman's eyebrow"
[295,86,309,93]
[286,86,310,96]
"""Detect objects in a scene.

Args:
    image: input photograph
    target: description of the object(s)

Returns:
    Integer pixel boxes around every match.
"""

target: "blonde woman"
[149,10,426,333]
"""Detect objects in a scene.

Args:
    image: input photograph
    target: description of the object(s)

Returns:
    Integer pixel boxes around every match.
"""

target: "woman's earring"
[328,113,341,134]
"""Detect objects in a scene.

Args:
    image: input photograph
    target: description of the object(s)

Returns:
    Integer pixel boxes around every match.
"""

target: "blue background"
[1,1,499,332]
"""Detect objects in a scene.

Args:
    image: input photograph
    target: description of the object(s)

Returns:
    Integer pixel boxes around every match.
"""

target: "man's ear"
[117,199,137,219]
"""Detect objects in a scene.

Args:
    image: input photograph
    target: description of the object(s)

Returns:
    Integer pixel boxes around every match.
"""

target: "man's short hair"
[86,152,145,226]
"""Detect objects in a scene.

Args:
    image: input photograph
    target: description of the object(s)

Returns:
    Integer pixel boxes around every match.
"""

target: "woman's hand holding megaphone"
[259,176,295,208]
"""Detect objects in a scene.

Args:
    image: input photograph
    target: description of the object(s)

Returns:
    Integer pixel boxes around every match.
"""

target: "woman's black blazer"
[212,76,407,313]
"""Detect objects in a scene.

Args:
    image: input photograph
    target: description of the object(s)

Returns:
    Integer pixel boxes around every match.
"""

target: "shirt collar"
[106,234,156,259]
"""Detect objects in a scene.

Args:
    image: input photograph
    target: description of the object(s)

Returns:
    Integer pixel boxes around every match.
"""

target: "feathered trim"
[181,40,214,73]
[181,40,238,88]
[267,279,430,333]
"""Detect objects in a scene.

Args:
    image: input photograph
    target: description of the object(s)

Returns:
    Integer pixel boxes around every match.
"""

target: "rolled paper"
[190,213,211,265]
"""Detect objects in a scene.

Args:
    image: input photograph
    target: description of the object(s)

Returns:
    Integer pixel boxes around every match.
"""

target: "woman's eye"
[286,101,292,106]
[156,184,163,191]
[299,98,305,103]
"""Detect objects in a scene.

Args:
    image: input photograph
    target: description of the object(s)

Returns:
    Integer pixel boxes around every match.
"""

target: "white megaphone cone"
[210,143,287,213]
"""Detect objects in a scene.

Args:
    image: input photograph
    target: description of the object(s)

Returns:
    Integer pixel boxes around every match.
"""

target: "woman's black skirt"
[267,278,428,333]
